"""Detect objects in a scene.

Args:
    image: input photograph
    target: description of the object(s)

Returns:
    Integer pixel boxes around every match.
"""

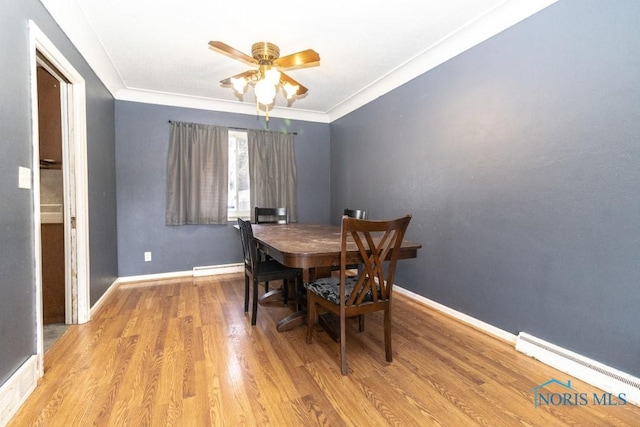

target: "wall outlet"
[144,251,152,262]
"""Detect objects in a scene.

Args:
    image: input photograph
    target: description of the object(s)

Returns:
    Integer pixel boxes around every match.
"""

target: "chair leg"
[384,309,392,362]
[251,278,259,326]
[261,252,270,293]
[358,314,365,332]
[306,294,317,344]
[244,274,250,313]
[340,313,348,375]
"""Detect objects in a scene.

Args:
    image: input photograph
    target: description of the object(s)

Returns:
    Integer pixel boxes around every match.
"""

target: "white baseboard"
[192,263,243,277]
[117,263,244,285]
[516,332,639,407]
[0,355,38,426]
[90,278,121,319]
[116,270,192,285]
[394,286,517,344]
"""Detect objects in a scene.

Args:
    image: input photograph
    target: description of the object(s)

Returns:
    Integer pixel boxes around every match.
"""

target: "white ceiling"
[39,0,557,123]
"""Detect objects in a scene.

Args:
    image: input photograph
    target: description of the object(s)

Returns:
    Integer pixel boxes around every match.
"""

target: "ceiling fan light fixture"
[262,66,281,85]
[283,82,299,100]
[230,76,247,94]
[254,78,277,106]
[209,40,320,122]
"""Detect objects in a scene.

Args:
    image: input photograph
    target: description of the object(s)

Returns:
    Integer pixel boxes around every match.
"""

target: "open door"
[29,21,90,375]
[37,63,66,329]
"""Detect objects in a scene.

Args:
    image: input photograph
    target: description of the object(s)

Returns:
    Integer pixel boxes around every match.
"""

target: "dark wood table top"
[251,223,422,270]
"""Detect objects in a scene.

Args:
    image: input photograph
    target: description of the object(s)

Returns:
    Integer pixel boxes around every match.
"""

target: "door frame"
[29,21,90,375]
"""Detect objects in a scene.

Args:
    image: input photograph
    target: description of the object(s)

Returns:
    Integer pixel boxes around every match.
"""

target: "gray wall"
[86,60,119,307]
[0,0,118,385]
[331,0,640,377]
[115,101,330,276]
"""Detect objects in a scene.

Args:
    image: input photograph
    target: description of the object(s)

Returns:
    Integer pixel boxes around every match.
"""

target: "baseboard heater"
[516,332,639,407]
[192,263,243,277]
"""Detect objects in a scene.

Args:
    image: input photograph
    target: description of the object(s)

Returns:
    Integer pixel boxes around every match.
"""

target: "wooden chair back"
[238,218,259,273]
[339,215,411,308]
[338,209,367,271]
[343,208,367,220]
[255,207,289,224]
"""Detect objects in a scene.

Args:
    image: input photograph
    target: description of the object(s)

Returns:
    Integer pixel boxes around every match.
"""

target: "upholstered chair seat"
[305,276,382,305]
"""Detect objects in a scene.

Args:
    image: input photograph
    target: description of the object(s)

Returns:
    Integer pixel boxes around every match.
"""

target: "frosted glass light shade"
[263,67,281,85]
[283,82,299,99]
[254,79,276,105]
[230,77,247,93]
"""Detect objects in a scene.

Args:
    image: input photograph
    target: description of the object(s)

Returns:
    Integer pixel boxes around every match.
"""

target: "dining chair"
[254,206,289,293]
[305,214,412,375]
[339,208,369,329]
[340,208,368,270]
[255,207,289,224]
[238,218,303,326]
[343,208,367,220]
[253,206,288,294]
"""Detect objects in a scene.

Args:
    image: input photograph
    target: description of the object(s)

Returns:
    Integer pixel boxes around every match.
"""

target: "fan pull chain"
[255,100,271,128]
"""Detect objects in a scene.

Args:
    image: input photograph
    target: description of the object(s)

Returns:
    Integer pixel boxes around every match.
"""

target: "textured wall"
[331,0,640,376]
[0,0,38,386]
[0,0,118,384]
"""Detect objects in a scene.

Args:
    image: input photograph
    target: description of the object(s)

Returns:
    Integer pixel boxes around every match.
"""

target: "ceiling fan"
[208,41,320,118]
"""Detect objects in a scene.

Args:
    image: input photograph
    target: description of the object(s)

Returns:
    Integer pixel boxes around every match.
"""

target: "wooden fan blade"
[208,41,257,66]
[273,49,320,70]
[280,72,308,95]
[220,69,258,86]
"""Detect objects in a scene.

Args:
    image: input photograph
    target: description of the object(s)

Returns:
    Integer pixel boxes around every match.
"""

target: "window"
[228,130,250,219]
[167,124,296,224]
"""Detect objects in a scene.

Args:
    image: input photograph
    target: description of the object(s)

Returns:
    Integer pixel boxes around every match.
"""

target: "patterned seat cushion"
[304,276,381,305]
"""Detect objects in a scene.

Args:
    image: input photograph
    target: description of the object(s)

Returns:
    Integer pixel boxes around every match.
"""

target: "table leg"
[274,266,340,341]
[318,313,340,342]
[275,275,307,332]
[259,288,284,305]
[276,310,306,332]
[275,266,325,332]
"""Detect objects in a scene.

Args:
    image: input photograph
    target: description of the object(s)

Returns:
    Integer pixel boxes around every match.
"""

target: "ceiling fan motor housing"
[252,42,280,64]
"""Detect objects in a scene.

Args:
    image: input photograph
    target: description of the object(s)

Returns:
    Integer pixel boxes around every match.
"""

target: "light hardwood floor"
[10,273,640,426]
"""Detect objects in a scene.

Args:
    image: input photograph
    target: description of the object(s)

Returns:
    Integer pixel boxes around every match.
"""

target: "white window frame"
[227,130,250,220]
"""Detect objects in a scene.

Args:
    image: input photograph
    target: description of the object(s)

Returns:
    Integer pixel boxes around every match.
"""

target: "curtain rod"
[167,120,297,135]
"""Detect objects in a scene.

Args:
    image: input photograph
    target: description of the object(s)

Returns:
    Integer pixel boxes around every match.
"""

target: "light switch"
[18,166,31,189]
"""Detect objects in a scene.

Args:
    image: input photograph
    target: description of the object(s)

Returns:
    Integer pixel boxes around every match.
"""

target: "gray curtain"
[248,130,298,222]
[166,122,229,225]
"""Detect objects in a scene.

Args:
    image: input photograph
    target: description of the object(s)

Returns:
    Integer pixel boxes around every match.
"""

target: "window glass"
[228,130,250,219]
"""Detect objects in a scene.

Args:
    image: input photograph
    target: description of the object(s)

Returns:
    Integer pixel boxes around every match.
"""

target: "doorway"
[30,21,91,375]
[37,62,68,351]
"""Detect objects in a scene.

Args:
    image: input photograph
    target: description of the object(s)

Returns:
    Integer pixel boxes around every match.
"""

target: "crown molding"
[39,0,126,97]
[326,0,559,122]
[116,88,330,123]
[40,0,557,124]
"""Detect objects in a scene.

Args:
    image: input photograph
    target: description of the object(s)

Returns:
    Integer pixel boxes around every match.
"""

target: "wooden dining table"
[249,222,422,333]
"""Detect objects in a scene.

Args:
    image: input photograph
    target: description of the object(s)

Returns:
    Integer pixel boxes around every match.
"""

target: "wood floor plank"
[9,273,640,426]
